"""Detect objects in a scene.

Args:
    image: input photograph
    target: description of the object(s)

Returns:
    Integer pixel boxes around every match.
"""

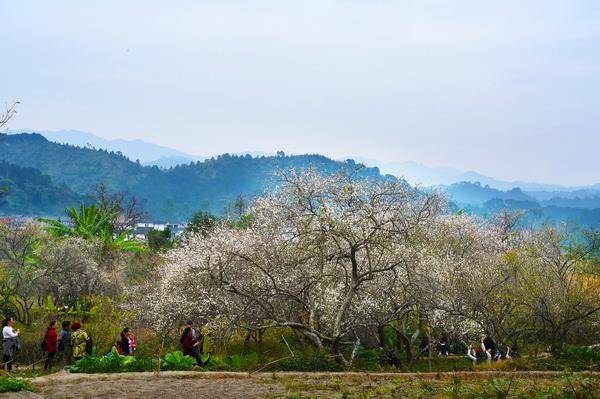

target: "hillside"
[444,181,535,206]
[0,133,385,221]
[0,161,81,216]
[0,133,149,194]
[1,133,598,227]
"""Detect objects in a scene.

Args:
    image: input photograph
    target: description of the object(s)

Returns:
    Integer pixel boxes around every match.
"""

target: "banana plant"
[40,204,146,252]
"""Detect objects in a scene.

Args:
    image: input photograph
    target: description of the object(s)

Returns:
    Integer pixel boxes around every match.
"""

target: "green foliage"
[0,160,81,215]
[225,352,260,370]
[352,347,386,370]
[0,376,37,393]
[68,350,197,373]
[185,211,219,236]
[40,204,145,252]
[274,351,343,372]
[163,351,196,370]
[147,227,173,251]
[0,133,384,220]
[558,346,600,370]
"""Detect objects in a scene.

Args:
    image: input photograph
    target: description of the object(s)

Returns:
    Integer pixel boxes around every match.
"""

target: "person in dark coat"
[181,321,201,366]
[118,328,131,356]
[59,320,73,365]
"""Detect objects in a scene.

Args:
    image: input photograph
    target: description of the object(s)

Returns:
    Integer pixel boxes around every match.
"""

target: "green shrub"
[274,351,343,371]
[352,347,386,370]
[558,346,600,370]
[0,376,37,393]
[68,349,195,373]
[163,351,196,370]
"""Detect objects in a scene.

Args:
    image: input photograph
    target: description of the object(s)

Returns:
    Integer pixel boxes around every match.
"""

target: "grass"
[265,373,600,398]
[0,374,37,393]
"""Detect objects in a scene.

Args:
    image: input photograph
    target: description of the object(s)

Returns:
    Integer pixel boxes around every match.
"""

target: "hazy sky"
[2,1,599,185]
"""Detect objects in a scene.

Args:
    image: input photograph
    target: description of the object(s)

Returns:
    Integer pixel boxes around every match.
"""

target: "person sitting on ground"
[43,320,58,370]
[437,336,450,356]
[59,320,73,365]
[466,343,478,364]
[118,327,131,356]
[2,317,19,372]
[71,322,91,361]
[127,330,136,356]
[480,335,495,362]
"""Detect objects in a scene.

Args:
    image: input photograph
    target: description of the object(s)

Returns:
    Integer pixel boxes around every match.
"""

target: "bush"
[352,347,387,370]
[163,351,196,370]
[274,350,343,371]
[68,349,196,373]
[559,345,600,370]
[0,376,36,393]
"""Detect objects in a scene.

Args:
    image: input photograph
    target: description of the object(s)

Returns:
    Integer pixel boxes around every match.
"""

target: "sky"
[1,0,599,185]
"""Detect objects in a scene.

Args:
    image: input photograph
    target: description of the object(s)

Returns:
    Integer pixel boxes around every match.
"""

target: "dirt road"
[4,370,600,398]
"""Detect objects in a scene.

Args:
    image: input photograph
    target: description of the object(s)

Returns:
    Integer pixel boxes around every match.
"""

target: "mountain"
[1,132,598,228]
[9,129,202,165]
[0,133,386,221]
[444,182,536,207]
[11,129,598,194]
[0,161,81,216]
[350,158,599,192]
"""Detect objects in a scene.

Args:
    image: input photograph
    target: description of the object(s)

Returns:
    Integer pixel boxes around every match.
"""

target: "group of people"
[2,317,95,372]
[423,334,513,364]
[465,336,512,364]
[41,320,92,370]
[2,317,213,372]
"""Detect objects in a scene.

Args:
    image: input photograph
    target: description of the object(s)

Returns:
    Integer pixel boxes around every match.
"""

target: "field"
[2,371,599,399]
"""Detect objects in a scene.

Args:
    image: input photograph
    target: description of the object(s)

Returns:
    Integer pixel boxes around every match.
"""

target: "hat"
[71,322,81,331]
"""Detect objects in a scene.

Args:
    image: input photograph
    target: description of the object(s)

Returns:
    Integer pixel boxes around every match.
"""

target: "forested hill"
[0,133,387,220]
[1,133,599,227]
[0,161,82,215]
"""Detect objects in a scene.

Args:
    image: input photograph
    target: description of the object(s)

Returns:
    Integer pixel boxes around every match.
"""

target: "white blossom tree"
[140,169,445,365]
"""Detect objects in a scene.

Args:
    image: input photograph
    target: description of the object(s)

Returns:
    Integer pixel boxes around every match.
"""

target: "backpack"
[180,328,189,344]
[40,330,48,351]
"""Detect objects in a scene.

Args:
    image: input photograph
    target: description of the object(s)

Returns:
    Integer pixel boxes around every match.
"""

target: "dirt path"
[4,371,600,399]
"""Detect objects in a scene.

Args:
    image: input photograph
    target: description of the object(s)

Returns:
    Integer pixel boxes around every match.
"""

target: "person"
[181,321,201,366]
[200,323,213,365]
[43,320,58,370]
[437,336,449,356]
[59,320,73,365]
[127,330,136,356]
[2,317,19,372]
[71,322,91,361]
[118,327,131,356]
[480,335,495,362]
[466,343,478,364]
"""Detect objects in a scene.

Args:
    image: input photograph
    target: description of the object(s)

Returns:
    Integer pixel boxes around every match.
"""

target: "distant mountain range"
[0,133,385,220]
[8,129,203,166]
[1,130,599,227]
[349,157,600,193]
[12,129,597,193]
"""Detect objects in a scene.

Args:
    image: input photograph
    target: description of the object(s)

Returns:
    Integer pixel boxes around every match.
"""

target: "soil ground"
[3,371,600,398]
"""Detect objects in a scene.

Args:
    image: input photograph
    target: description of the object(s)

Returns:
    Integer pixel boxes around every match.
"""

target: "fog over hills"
[1,131,599,227]
[11,129,598,193]
[9,129,203,165]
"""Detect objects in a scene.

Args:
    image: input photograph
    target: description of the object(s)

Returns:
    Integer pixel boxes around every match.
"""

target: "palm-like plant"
[41,204,145,252]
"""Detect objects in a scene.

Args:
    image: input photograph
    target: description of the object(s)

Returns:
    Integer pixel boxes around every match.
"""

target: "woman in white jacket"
[2,317,19,372]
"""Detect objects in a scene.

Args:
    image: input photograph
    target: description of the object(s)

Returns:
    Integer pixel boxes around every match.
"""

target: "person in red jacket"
[44,320,58,370]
